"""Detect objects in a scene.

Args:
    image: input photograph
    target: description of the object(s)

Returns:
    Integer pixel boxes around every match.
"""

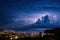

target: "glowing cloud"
[15,11,58,25]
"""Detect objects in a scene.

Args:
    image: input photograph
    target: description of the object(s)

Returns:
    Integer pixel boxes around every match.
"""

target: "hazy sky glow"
[0,0,60,32]
[15,11,58,24]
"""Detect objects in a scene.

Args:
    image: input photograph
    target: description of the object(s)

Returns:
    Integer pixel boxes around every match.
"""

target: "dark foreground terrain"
[0,28,60,40]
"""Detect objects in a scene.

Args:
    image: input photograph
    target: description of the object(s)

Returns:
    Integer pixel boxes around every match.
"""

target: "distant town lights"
[14,36,19,39]
[10,38,13,40]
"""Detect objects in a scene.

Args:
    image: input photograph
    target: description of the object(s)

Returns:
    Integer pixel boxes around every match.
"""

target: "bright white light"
[53,15,57,19]
[14,36,18,39]
[10,38,13,40]
[52,15,57,21]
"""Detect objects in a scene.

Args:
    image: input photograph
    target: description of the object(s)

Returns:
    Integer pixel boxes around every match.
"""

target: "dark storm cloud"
[0,0,60,30]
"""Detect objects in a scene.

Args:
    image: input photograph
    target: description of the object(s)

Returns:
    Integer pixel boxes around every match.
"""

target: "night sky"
[0,0,60,32]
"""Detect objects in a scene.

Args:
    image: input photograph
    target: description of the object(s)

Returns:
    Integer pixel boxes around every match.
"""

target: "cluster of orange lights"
[0,31,54,40]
